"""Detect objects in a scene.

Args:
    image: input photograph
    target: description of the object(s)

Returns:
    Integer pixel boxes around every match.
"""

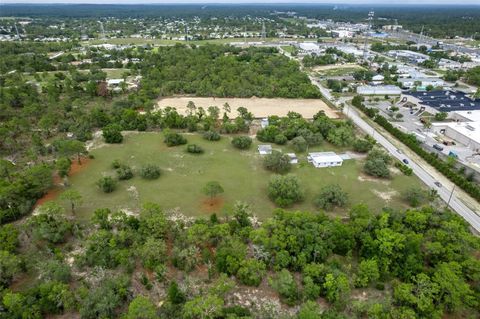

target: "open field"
[55,132,424,220]
[156,97,339,119]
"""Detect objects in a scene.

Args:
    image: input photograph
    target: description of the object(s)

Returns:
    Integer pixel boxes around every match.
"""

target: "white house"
[258,145,272,155]
[287,153,298,164]
[307,152,343,168]
[371,74,385,85]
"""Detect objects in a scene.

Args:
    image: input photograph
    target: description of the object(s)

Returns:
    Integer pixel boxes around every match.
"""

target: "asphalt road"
[309,78,480,232]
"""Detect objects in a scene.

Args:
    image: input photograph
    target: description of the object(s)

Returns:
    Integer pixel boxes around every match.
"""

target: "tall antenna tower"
[14,23,21,40]
[244,26,247,44]
[185,25,189,41]
[419,25,424,45]
[261,22,266,40]
[98,21,106,40]
[363,11,374,61]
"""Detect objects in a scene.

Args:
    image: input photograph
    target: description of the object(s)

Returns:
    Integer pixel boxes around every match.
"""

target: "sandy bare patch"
[372,189,398,202]
[357,175,390,185]
[312,63,363,72]
[156,97,338,119]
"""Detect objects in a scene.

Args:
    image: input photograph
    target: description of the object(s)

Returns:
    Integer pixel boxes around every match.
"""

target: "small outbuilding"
[258,145,272,155]
[287,153,298,164]
[307,152,343,168]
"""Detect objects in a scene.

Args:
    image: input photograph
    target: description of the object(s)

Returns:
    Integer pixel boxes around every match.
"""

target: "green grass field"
[64,132,425,220]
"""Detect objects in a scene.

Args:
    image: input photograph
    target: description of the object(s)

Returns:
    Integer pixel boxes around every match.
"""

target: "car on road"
[434,181,442,187]
[433,144,444,151]
[402,159,409,164]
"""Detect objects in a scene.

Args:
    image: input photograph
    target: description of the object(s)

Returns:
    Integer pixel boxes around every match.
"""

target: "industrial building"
[331,29,354,38]
[405,90,480,112]
[432,110,480,152]
[397,77,444,89]
[387,50,430,64]
[357,85,402,96]
[296,42,323,54]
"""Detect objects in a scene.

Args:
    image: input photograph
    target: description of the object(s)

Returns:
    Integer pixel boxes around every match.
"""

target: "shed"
[287,153,298,164]
[258,145,272,155]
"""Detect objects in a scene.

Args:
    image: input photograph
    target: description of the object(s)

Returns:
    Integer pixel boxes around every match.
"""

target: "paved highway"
[309,77,480,232]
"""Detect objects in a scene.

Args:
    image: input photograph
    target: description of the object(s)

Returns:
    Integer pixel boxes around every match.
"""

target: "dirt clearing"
[156,97,338,119]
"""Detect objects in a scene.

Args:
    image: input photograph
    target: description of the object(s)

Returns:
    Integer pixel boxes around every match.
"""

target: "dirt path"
[156,97,339,119]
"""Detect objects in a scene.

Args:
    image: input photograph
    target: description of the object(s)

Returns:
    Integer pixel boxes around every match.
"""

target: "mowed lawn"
[67,132,424,220]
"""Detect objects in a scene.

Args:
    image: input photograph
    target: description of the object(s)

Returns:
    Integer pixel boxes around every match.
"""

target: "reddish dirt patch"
[201,197,225,212]
[34,156,92,208]
[69,156,91,176]
[34,187,63,208]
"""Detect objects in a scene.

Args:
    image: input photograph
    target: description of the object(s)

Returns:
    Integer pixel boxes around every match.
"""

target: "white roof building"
[107,79,125,86]
[432,111,480,152]
[287,153,298,164]
[307,152,343,168]
[397,78,444,89]
[357,85,402,96]
[297,42,322,54]
[258,145,272,155]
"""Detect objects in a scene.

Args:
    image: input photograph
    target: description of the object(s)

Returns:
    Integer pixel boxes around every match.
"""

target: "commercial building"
[297,42,322,54]
[387,50,430,64]
[397,78,444,89]
[331,29,354,38]
[432,111,480,152]
[357,85,402,96]
[404,90,480,113]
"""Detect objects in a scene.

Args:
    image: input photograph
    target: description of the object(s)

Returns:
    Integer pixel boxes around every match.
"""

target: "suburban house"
[307,152,343,168]
[258,145,272,155]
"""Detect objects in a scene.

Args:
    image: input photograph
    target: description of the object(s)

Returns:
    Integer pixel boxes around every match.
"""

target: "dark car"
[433,144,444,151]
[402,159,409,164]
[434,181,442,188]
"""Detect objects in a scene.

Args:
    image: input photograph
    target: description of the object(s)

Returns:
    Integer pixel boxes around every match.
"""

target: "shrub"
[102,124,123,144]
[263,151,292,174]
[140,165,161,180]
[164,132,187,147]
[291,136,308,153]
[231,136,252,149]
[203,130,221,141]
[313,184,348,210]
[237,259,266,287]
[116,165,134,180]
[268,174,303,207]
[402,187,427,207]
[274,134,288,145]
[353,139,373,153]
[269,269,299,306]
[111,159,122,169]
[96,176,117,193]
[187,144,204,154]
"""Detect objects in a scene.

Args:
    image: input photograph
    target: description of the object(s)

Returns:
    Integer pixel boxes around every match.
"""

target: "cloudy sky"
[1,0,479,4]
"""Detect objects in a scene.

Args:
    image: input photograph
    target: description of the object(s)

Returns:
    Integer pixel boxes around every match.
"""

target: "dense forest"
[1,201,479,318]
[137,45,320,98]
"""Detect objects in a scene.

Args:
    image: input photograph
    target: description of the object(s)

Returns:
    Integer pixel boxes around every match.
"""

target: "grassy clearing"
[64,132,424,220]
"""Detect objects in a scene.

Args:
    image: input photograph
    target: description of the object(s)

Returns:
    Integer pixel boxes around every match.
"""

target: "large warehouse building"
[432,110,480,152]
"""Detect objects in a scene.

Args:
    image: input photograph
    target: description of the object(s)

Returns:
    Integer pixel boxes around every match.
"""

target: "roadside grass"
[65,132,424,220]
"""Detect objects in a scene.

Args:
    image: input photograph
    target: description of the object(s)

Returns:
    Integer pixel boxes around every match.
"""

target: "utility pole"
[446,184,456,210]
[261,22,266,41]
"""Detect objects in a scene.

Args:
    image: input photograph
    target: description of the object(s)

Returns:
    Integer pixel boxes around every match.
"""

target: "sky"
[1,0,479,5]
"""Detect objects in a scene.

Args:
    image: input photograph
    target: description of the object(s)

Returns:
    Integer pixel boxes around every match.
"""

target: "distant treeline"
[1,4,479,38]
